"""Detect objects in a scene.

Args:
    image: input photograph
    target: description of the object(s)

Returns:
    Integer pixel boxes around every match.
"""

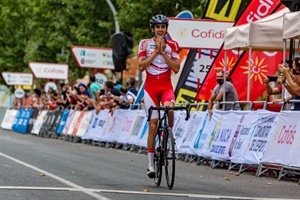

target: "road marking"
[0,186,298,200]
[0,152,110,200]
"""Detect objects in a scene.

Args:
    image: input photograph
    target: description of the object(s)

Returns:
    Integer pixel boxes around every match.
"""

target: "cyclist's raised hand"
[155,38,160,52]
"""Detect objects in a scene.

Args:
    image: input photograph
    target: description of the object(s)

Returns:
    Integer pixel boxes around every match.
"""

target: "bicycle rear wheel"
[164,129,175,189]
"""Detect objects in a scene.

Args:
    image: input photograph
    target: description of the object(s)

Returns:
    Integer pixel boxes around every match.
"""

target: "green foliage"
[116,0,207,43]
[0,0,207,85]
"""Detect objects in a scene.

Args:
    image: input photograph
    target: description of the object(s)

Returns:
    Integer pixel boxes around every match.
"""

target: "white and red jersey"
[138,38,180,82]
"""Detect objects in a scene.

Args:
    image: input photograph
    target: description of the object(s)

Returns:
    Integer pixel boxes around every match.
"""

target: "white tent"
[224,7,290,51]
[223,8,290,101]
[283,11,300,39]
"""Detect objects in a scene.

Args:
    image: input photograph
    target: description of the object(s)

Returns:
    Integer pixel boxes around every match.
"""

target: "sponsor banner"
[128,110,147,146]
[261,111,300,167]
[241,110,278,164]
[56,110,70,134]
[175,50,218,104]
[49,110,63,133]
[71,46,114,69]
[12,108,33,134]
[62,109,76,135]
[177,111,207,155]
[31,110,48,135]
[196,0,282,101]
[81,110,98,140]
[2,72,33,86]
[229,111,259,163]
[1,109,18,130]
[193,111,216,158]
[208,110,241,161]
[27,109,39,133]
[168,19,233,49]
[114,110,139,144]
[29,62,69,80]
[173,111,193,152]
[67,111,82,136]
[94,109,112,142]
[75,111,93,137]
[71,111,85,136]
[205,0,243,21]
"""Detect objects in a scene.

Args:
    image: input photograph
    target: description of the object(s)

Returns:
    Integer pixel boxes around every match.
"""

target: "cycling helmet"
[149,14,169,28]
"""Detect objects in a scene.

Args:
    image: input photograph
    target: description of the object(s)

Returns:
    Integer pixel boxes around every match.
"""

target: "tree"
[115,0,208,47]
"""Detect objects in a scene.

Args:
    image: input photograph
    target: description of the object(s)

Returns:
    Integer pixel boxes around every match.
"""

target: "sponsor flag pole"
[247,46,252,101]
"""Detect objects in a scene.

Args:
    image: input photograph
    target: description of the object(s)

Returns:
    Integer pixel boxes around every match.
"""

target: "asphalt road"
[0,129,299,200]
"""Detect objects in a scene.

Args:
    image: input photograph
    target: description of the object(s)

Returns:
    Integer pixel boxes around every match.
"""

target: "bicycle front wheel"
[164,129,176,189]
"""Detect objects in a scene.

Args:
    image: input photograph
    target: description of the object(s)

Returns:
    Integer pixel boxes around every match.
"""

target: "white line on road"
[0,152,110,200]
[0,186,298,200]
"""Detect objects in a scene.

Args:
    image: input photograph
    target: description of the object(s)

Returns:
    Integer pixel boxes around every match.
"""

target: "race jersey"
[138,38,180,82]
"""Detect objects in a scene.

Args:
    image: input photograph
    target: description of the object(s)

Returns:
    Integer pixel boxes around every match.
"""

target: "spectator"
[208,70,240,119]
[97,81,118,110]
[113,86,130,109]
[114,80,123,90]
[279,57,300,110]
[89,75,102,101]
[279,57,300,95]
[127,77,138,96]
[264,60,294,103]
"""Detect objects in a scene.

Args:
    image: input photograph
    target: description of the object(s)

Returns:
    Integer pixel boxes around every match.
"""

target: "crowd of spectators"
[19,76,139,113]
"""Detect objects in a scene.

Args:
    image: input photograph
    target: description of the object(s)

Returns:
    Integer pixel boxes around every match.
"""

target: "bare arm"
[280,65,300,95]
[214,90,224,101]
[138,51,159,72]
[208,93,216,111]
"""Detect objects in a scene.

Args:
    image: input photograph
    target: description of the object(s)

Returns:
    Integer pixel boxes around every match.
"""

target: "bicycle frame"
[147,105,190,189]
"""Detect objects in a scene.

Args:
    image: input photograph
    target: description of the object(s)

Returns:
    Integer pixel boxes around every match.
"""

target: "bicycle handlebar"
[147,104,191,122]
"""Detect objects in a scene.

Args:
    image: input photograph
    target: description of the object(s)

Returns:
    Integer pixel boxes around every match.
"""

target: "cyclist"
[138,14,180,178]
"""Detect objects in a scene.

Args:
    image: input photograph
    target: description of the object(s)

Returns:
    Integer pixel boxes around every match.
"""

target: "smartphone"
[267,75,278,82]
[292,69,300,75]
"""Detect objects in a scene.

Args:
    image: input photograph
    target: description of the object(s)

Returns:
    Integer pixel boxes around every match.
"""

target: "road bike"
[147,104,190,189]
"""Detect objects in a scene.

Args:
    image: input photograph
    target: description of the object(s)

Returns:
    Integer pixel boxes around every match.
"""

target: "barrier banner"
[27,109,39,133]
[62,109,75,135]
[101,110,121,143]
[39,111,56,135]
[70,111,85,136]
[66,110,82,136]
[229,111,258,163]
[173,111,191,150]
[31,110,48,135]
[12,109,33,134]
[81,110,97,140]
[56,110,70,134]
[75,111,93,137]
[49,110,63,134]
[128,110,147,146]
[206,110,240,161]
[1,109,10,130]
[193,110,215,158]
[115,110,139,144]
[90,109,110,142]
[241,110,278,164]
[1,109,18,130]
[261,111,300,167]
[178,111,207,155]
